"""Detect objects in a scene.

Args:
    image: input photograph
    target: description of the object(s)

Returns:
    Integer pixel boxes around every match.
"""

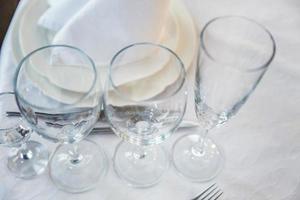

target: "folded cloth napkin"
[35,0,197,104]
[38,0,88,32]
[38,0,171,66]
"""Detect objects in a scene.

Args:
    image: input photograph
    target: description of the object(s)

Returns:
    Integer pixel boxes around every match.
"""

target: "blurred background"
[0,0,19,48]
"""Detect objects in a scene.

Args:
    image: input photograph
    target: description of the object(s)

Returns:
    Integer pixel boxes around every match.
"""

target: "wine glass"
[0,92,48,178]
[172,16,276,181]
[104,43,187,187]
[14,45,107,193]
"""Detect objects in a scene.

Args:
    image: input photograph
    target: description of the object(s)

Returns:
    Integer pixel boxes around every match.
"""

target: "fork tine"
[201,186,217,200]
[207,190,222,200]
[213,192,223,200]
[191,184,216,200]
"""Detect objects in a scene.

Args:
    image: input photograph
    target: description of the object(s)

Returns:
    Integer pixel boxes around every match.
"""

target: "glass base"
[49,139,108,193]
[172,133,224,182]
[7,141,49,179]
[113,141,169,188]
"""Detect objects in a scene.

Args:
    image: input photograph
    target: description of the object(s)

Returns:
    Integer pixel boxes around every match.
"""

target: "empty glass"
[104,43,187,187]
[14,45,107,193]
[172,16,276,181]
[0,92,48,178]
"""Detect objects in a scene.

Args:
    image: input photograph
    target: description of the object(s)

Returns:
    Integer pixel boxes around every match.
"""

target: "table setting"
[0,0,300,199]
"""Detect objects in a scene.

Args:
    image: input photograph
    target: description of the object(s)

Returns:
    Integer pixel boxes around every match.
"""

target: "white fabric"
[27,0,197,103]
[39,0,170,65]
[0,183,6,200]
[1,0,300,199]
[38,0,87,32]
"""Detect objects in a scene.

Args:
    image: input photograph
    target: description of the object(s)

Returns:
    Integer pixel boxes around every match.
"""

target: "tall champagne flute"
[172,16,276,181]
[0,92,48,178]
[104,43,187,187]
[14,45,107,193]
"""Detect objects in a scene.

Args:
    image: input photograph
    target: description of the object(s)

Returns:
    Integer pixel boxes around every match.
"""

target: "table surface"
[0,0,300,199]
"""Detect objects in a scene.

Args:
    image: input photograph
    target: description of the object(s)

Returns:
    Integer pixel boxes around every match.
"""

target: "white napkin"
[38,0,87,32]
[34,0,197,104]
[39,0,171,66]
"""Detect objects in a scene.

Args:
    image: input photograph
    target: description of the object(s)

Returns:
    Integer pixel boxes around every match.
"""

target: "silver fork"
[191,184,223,200]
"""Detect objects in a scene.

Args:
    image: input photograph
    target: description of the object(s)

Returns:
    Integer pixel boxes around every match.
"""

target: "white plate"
[13,0,197,104]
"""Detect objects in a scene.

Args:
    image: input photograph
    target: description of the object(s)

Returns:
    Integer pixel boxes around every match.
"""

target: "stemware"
[14,45,107,193]
[0,92,48,178]
[104,43,187,187]
[172,16,276,181]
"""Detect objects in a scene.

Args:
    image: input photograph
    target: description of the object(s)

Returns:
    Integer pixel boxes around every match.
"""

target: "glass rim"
[14,44,98,111]
[108,42,187,103]
[0,92,22,131]
[200,15,276,72]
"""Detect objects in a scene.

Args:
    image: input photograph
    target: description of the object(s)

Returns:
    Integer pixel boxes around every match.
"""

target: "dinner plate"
[18,0,179,88]
[12,0,197,104]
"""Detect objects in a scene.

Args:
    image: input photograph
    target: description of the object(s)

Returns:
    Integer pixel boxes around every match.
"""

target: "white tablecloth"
[0,0,300,199]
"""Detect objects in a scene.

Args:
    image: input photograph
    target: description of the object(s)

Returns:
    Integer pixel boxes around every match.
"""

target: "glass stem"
[198,129,209,154]
[70,143,83,164]
[191,129,209,156]
[18,142,33,160]
[134,145,148,160]
[19,142,28,151]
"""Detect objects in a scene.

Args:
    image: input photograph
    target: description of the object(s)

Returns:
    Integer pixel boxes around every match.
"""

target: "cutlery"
[6,110,105,120]
[90,120,199,134]
[6,111,199,135]
[191,184,223,200]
